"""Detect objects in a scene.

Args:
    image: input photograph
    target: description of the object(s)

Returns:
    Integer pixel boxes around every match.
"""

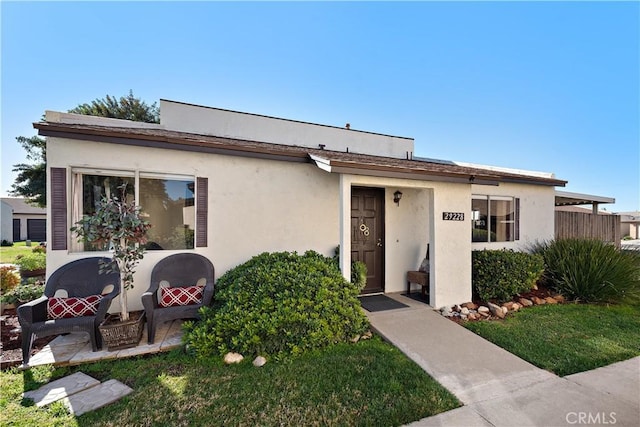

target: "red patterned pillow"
[47,295,104,319]
[159,285,204,307]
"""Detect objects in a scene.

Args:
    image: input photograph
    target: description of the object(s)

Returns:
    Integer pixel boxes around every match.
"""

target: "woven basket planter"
[99,311,145,351]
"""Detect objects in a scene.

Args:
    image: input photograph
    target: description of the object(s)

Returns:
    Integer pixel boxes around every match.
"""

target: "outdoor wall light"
[393,190,403,206]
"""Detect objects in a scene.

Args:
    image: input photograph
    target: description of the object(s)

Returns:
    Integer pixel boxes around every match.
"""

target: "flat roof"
[555,190,615,206]
[34,121,567,187]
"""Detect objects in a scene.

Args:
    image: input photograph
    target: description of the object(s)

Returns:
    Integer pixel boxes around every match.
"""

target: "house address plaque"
[442,212,465,221]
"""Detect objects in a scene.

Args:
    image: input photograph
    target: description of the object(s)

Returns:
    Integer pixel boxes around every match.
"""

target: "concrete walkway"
[367,293,640,427]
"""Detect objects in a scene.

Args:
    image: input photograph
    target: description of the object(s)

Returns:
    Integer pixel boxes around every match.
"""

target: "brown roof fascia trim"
[329,165,501,186]
[314,156,500,185]
[36,125,310,164]
[498,176,567,187]
[316,157,564,187]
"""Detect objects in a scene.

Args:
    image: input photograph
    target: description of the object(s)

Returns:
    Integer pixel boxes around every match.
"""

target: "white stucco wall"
[471,182,556,251]
[47,137,340,313]
[338,174,472,308]
[46,133,557,313]
[160,100,415,159]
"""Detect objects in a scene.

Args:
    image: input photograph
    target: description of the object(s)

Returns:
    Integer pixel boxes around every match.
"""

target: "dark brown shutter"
[515,198,520,241]
[50,167,68,250]
[196,177,208,247]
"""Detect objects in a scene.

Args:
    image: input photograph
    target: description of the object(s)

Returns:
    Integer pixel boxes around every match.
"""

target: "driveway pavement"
[366,293,640,427]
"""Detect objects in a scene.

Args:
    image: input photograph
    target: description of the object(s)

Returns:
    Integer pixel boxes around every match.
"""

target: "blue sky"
[2,1,638,212]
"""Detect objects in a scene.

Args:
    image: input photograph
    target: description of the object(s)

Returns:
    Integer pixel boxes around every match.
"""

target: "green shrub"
[351,260,368,288]
[185,251,369,360]
[1,281,45,305]
[31,245,46,254]
[1,266,20,294]
[472,249,544,303]
[333,245,369,289]
[534,238,640,304]
[14,252,46,271]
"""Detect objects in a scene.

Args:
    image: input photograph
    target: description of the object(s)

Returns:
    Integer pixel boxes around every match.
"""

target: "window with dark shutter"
[50,167,68,250]
[196,177,208,247]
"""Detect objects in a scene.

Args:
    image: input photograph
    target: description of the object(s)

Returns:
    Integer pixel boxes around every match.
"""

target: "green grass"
[464,303,640,376]
[0,242,34,264]
[0,338,459,426]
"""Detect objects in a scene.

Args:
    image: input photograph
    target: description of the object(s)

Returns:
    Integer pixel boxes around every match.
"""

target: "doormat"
[402,292,430,305]
[359,295,409,312]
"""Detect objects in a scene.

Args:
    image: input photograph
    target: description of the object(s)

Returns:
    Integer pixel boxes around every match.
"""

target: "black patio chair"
[17,257,120,366]
[141,253,215,344]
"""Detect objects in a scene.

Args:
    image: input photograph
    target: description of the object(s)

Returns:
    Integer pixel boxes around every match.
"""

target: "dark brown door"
[351,187,385,294]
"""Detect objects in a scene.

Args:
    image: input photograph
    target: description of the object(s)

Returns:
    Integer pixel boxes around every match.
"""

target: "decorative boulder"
[224,352,244,364]
[253,356,267,367]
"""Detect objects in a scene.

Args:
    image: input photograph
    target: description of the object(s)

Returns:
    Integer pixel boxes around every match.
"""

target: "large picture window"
[140,175,195,250]
[472,195,519,242]
[71,169,195,252]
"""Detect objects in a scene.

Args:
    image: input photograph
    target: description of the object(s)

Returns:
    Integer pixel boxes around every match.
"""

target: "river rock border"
[440,294,565,321]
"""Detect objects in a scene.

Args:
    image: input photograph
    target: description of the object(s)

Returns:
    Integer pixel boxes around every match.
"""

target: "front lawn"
[464,303,640,376]
[0,337,459,426]
[0,242,34,264]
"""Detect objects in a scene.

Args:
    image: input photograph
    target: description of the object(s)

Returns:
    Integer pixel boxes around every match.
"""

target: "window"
[70,169,197,252]
[139,175,195,250]
[472,195,519,242]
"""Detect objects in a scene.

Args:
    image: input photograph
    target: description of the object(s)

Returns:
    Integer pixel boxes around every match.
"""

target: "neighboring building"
[0,197,47,243]
[35,100,566,310]
[1,200,13,243]
[619,212,640,239]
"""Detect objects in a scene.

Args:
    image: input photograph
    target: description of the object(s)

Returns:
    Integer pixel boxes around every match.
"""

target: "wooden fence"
[555,211,621,247]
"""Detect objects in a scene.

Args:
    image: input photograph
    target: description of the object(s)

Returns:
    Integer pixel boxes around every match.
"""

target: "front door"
[351,187,385,294]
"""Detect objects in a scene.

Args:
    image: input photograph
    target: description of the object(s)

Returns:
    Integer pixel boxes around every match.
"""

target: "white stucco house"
[35,100,566,311]
[0,197,47,243]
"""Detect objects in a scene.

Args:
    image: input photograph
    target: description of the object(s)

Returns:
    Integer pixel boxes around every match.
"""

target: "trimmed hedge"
[472,249,544,303]
[184,251,369,360]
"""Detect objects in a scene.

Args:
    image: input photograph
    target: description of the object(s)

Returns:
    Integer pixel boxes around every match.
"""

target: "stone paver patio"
[27,319,184,368]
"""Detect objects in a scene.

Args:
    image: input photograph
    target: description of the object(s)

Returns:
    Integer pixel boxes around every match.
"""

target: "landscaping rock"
[361,331,373,340]
[511,303,521,312]
[253,356,267,367]
[553,295,565,303]
[531,296,546,305]
[224,352,244,364]
[461,302,478,310]
[460,307,470,315]
[519,298,533,307]
[441,306,453,317]
[478,306,490,315]
[468,313,479,321]
[545,297,558,305]
[487,302,505,319]
[502,301,516,311]
[350,335,361,343]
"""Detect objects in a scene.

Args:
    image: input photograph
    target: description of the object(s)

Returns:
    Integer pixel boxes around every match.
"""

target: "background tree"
[11,136,47,207]
[69,90,159,123]
[10,91,158,207]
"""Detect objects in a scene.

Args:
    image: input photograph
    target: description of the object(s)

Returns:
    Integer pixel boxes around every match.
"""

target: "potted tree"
[71,184,151,350]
